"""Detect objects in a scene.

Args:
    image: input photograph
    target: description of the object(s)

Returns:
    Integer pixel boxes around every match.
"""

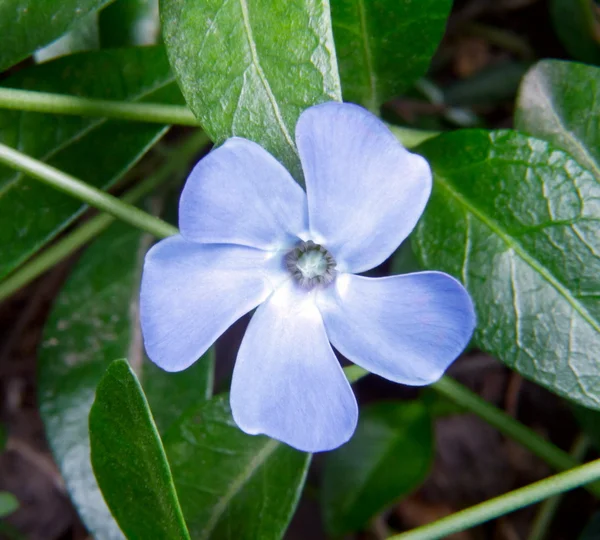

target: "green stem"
[0,142,178,239]
[0,88,432,149]
[431,377,600,496]
[0,131,210,302]
[0,87,200,126]
[526,435,591,540]
[388,457,600,540]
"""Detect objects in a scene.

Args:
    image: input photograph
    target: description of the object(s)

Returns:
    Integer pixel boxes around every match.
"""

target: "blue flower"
[140,102,475,452]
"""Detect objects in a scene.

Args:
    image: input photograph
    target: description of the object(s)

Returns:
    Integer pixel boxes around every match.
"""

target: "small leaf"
[160,0,341,181]
[0,0,114,71]
[550,0,600,65]
[40,221,213,539]
[331,0,452,110]
[90,360,190,540]
[0,46,182,280]
[0,492,19,518]
[516,59,600,182]
[414,130,600,410]
[321,401,433,535]
[163,393,311,540]
[99,0,160,47]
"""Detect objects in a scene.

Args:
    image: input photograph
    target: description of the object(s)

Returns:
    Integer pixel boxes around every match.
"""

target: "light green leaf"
[160,0,341,181]
[99,0,160,47]
[0,0,114,71]
[414,129,600,409]
[0,493,19,518]
[90,360,190,540]
[163,393,311,540]
[321,401,433,535]
[40,221,214,539]
[331,0,452,110]
[516,59,600,182]
[0,46,182,281]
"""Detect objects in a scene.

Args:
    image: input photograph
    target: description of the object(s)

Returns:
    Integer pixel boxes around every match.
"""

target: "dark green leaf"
[331,0,451,110]
[321,401,433,535]
[573,405,600,451]
[516,59,600,182]
[160,0,341,181]
[414,129,600,409]
[550,0,600,64]
[0,0,114,71]
[40,221,214,539]
[0,46,182,280]
[0,493,19,518]
[90,360,190,540]
[580,512,600,539]
[99,0,160,47]
[163,393,311,540]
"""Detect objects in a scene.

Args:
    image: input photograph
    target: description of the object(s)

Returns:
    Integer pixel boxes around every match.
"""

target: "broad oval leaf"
[0,0,114,71]
[0,46,182,280]
[90,359,190,540]
[331,0,452,110]
[40,221,214,539]
[516,59,600,182]
[160,0,341,181]
[414,130,600,409]
[321,401,433,536]
[163,393,311,540]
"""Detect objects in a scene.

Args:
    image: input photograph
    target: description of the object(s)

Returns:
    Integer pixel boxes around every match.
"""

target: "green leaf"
[99,0,160,47]
[573,405,600,451]
[580,512,600,539]
[321,401,433,535]
[40,221,214,539]
[160,0,341,181]
[0,46,182,281]
[330,0,452,110]
[0,493,19,518]
[516,59,600,182]
[0,0,114,71]
[163,393,311,539]
[550,0,600,65]
[90,360,190,540]
[413,129,600,410]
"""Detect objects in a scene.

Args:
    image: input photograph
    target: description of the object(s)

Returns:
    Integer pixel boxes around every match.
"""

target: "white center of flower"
[285,240,336,288]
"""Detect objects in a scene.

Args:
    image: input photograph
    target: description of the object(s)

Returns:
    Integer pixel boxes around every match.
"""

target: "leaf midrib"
[435,174,600,335]
[199,438,279,540]
[356,0,378,111]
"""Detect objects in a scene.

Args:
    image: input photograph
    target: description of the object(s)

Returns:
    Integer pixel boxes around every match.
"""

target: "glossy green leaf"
[516,59,600,182]
[0,46,182,281]
[99,0,160,47]
[163,393,311,540]
[550,0,600,64]
[90,360,190,540]
[331,0,451,110]
[321,401,433,535]
[0,0,114,71]
[0,493,19,518]
[414,130,600,409]
[40,221,214,539]
[160,0,341,181]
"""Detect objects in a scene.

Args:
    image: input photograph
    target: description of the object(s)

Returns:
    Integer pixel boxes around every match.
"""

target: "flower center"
[285,240,337,288]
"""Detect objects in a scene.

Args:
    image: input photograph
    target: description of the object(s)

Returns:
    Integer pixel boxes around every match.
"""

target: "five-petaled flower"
[140,102,475,452]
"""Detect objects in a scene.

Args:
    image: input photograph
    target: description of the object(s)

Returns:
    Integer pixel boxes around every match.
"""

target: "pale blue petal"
[140,235,287,372]
[317,272,475,385]
[230,282,358,452]
[179,137,308,250]
[296,102,432,273]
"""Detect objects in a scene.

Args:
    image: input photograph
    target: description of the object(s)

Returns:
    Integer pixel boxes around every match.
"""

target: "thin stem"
[0,142,178,239]
[0,87,200,126]
[431,377,600,496]
[0,131,210,302]
[526,435,591,540]
[0,88,432,149]
[389,457,600,540]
